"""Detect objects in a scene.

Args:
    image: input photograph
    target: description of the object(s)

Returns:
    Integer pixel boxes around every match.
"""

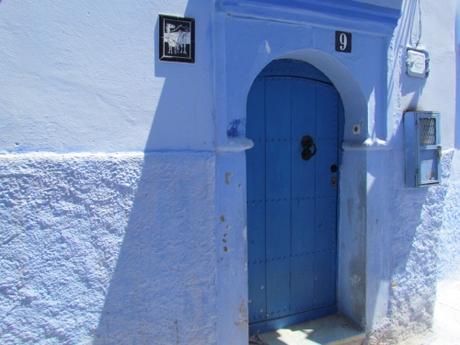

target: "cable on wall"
[410,0,423,48]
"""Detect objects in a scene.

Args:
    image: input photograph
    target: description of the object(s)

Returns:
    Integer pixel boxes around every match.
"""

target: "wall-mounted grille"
[419,118,436,145]
[404,111,441,187]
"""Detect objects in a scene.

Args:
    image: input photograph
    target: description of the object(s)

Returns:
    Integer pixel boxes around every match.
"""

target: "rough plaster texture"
[367,150,457,345]
[438,152,460,281]
[0,0,214,152]
[0,152,217,345]
[364,0,460,342]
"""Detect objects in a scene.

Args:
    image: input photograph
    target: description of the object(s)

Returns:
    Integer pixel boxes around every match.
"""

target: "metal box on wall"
[404,111,441,187]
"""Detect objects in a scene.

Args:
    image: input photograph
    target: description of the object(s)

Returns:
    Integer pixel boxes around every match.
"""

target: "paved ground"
[249,314,364,345]
[406,279,460,345]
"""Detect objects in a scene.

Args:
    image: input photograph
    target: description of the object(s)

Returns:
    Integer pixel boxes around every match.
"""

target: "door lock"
[301,135,317,161]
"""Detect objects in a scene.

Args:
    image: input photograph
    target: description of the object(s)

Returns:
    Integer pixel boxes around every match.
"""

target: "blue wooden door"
[247,60,343,334]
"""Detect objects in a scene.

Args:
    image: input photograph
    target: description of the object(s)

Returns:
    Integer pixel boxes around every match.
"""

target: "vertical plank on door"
[247,78,267,322]
[290,79,317,314]
[265,78,291,318]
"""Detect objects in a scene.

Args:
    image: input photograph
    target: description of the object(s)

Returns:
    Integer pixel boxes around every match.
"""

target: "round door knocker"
[301,135,317,161]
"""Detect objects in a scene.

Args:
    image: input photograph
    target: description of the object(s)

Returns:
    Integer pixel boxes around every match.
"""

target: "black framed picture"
[159,15,195,63]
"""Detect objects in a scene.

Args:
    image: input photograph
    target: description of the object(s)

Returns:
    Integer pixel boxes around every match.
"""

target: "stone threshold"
[249,314,365,345]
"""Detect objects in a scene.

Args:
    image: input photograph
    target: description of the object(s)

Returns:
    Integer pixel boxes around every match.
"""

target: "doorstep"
[249,314,365,345]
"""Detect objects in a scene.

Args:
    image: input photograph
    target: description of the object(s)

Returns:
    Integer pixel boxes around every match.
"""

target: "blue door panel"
[248,261,267,322]
[314,250,337,308]
[266,142,291,200]
[290,254,315,313]
[266,79,291,140]
[291,199,315,256]
[315,198,338,252]
[266,258,290,318]
[291,79,316,140]
[266,200,290,260]
[248,202,266,262]
[316,84,339,141]
[266,78,291,201]
[247,60,342,333]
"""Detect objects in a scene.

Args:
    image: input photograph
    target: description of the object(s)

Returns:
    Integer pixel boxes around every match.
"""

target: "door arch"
[246,59,344,334]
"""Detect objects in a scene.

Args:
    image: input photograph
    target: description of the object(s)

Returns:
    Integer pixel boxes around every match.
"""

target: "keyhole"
[330,164,338,173]
[331,176,337,187]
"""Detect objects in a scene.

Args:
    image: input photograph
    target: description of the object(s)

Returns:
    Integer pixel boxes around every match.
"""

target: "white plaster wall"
[0,0,214,152]
[0,152,217,344]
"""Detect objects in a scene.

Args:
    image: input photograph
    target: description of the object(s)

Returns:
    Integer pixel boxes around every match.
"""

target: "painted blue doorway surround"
[247,59,344,334]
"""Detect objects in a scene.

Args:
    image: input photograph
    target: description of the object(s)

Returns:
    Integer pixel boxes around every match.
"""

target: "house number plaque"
[335,31,352,53]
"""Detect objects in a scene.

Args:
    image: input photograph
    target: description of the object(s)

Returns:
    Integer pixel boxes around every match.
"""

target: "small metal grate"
[419,118,436,145]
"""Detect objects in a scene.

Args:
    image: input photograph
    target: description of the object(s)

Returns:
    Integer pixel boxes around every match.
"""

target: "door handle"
[301,135,317,161]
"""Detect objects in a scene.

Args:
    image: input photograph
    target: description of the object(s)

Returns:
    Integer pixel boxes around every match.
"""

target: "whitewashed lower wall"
[367,149,460,344]
[439,151,460,280]
[0,152,217,345]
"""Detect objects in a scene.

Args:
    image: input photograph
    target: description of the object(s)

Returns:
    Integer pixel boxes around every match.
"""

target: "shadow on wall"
[94,1,217,344]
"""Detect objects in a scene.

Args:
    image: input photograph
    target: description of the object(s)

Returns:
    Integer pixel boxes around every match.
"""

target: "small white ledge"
[343,138,390,151]
[217,137,255,153]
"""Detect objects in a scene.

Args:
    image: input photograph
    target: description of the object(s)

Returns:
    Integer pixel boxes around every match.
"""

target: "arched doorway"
[246,59,344,334]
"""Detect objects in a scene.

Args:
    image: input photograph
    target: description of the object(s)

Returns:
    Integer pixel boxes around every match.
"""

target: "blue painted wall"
[214,0,459,343]
[0,0,459,344]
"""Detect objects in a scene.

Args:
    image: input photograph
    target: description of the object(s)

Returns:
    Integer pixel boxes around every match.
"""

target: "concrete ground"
[249,314,364,345]
[431,279,460,344]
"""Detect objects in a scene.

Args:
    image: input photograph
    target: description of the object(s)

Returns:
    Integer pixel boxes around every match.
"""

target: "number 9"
[339,33,348,51]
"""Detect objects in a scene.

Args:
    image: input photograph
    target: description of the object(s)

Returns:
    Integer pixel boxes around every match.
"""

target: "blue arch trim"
[218,0,401,33]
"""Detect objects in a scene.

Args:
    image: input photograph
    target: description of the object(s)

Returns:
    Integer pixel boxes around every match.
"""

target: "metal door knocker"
[301,135,317,161]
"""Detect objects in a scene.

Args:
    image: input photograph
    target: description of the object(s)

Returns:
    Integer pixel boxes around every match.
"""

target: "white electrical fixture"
[406,47,430,78]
